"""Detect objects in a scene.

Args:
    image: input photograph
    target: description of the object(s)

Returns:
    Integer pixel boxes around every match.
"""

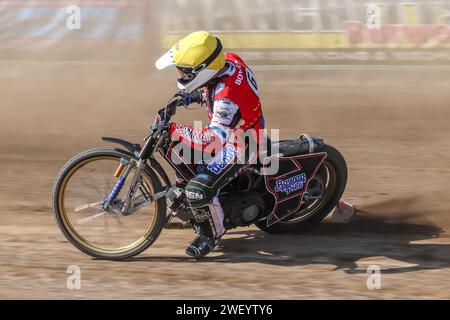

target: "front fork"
[103,126,168,214]
[101,158,144,214]
[120,159,145,215]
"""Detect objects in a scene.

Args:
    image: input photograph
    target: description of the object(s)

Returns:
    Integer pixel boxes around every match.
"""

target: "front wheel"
[255,144,347,234]
[52,148,166,260]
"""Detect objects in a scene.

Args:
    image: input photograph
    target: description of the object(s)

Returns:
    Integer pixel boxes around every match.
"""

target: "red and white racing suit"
[168,52,265,239]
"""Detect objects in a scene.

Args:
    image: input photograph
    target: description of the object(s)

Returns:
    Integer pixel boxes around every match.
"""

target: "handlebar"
[140,97,184,160]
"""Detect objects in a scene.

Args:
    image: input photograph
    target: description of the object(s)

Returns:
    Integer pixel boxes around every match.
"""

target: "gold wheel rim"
[58,156,158,254]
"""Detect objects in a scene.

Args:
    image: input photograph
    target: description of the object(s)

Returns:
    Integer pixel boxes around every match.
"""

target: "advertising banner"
[0,0,156,60]
[159,0,450,64]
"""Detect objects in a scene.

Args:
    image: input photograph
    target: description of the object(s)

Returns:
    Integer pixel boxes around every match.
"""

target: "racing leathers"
[168,52,265,256]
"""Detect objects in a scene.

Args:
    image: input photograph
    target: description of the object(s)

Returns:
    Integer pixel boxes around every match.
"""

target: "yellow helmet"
[155,31,225,93]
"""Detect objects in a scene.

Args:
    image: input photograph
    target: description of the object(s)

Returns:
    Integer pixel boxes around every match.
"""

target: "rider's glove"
[190,89,204,104]
[174,91,191,106]
[174,90,203,107]
[152,90,204,128]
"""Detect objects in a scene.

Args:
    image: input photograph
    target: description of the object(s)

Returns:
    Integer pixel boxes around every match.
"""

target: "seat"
[270,135,324,157]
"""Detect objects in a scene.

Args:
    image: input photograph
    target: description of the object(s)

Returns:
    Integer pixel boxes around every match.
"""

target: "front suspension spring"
[102,176,126,209]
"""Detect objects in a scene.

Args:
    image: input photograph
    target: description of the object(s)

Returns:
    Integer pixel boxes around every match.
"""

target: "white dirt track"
[1,67,450,299]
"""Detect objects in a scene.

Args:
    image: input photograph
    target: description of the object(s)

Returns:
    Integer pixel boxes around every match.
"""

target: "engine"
[220,192,265,229]
[168,185,266,230]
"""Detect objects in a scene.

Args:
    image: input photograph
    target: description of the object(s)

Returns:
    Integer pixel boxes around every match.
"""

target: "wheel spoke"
[74,201,102,212]
[76,211,107,225]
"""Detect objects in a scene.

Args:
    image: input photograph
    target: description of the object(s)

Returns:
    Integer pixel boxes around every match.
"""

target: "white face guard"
[176,68,220,93]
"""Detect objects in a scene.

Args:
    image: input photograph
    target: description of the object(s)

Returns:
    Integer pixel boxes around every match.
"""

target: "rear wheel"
[52,149,166,260]
[255,144,347,234]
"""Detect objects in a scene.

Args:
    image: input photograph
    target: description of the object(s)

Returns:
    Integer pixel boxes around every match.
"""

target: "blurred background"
[1,0,450,299]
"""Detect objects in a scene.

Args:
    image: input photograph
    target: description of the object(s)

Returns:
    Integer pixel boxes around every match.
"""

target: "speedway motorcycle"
[52,101,347,260]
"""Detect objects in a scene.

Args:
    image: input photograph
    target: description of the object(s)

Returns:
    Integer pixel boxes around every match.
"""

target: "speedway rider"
[154,31,265,258]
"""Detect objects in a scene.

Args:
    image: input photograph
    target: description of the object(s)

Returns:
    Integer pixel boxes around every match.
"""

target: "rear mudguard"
[263,152,327,226]
[102,136,173,187]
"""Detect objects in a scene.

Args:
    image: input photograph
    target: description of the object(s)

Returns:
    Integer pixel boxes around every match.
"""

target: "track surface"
[1,69,450,299]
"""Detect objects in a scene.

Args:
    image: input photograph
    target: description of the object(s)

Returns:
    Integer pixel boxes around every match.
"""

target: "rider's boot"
[186,233,220,258]
[186,197,225,258]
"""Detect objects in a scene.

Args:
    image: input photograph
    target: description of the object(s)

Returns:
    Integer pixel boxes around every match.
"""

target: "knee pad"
[184,174,216,208]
